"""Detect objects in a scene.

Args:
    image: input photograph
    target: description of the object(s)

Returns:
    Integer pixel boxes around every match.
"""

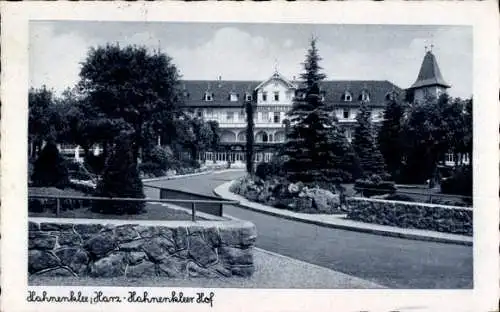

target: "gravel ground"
[28,248,384,289]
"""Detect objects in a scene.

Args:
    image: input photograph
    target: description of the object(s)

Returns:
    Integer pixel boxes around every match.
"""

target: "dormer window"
[229,92,239,102]
[183,90,190,98]
[204,92,214,101]
[360,91,370,102]
[245,93,252,102]
[342,91,353,102]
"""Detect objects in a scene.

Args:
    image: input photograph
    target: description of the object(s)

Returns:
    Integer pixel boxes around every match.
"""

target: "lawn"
[28,202,208,221]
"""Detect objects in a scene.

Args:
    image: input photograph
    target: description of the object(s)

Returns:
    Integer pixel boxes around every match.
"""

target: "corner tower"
[408,49,450,103]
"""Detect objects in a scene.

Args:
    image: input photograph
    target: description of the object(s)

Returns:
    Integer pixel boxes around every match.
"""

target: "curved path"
[145,170,472,289]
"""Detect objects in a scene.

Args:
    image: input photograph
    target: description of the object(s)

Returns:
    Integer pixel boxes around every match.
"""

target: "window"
[204,92,213,101]
[197,111,203,118]
[245,93,252,102]
[229,92,239,102]
[446,153,455,163]
[226,111,234,121]
[262,92,268,102]
[274,112,280,123]
[361,91,370,102]
[239,111,245,121]
[274,91,280,101]
[343,109,349,119]
[343,91,352,102]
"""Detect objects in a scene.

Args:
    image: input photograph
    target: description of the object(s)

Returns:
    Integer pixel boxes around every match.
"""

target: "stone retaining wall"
[346,198,473,236]
[28,219,257,278]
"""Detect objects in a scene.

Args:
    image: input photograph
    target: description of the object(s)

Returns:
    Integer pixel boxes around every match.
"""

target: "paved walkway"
[214,181,472,246]
[145,170,473,289]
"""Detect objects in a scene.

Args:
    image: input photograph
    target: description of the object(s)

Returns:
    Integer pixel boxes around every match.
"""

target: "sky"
[30,22,473,99]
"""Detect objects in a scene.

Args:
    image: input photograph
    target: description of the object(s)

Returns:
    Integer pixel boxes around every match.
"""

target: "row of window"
[196,109,382,121]
[203,92,253,102]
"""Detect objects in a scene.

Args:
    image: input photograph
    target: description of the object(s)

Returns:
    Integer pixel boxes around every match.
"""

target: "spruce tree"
[377,94,405,180]
[352,102,386,178]
[283,38,360,184]
[92,135,145,214]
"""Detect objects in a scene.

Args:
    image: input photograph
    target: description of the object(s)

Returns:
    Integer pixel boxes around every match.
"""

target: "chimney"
[218,75,222,88]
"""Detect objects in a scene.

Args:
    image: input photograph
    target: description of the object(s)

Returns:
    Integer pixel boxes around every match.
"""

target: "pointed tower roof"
[409,51,450,89]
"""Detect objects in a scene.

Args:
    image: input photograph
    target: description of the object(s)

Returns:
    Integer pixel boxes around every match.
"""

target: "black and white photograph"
[1,2,498,312]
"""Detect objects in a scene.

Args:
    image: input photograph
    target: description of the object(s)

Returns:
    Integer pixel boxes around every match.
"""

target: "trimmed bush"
[31,141,70,188]
[440,165,472,197]
[92,137,145,215]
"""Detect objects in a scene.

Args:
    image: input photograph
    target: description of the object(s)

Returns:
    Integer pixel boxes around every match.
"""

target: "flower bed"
[346,197,473,236]
[229,176,345,214]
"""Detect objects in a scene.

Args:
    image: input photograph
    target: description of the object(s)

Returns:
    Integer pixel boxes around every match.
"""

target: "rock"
[29,232,56,250]
[89,253,125,277]
[219,247,253,266]
[188,235,217,267]
[142,237,176,262]
[186,262,219,278]
[230,265,254,277]
[58,232,82,247]
[40,223,73,231]
[158,258,187,278]
[173,227,188,250]
[219,227,241,247]
[126,261,156,277]
[28,250,60,274]
[114,225,139,243]
[74,224,103,240]
[119,239,145,252]
[134,226,159,238]
[35,266,76,277]
[55,248,90,276]
[127,252,148,265]
[28,222,40,231]
[158,227,175,241]
[205,227,221,247]
[83,232,118,258]
[240,225,257,247]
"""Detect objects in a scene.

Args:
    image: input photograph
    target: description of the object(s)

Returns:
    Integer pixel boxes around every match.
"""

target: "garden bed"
[229,176,345,214]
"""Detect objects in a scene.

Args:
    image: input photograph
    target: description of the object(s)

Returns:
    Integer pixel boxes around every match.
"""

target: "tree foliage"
[77,44,182,162]
[352,102,386,178]
[283,38,360,184]
[31,141,70,188]
[377,94,405,180]
[245,98,255,174]
[92,135,145,214]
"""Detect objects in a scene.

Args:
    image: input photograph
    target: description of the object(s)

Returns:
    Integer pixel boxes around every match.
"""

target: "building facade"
[181,71,401,166]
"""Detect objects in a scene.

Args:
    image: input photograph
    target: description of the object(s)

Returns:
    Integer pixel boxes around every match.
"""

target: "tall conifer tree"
[352,102,386,177]
[283,38,359,184]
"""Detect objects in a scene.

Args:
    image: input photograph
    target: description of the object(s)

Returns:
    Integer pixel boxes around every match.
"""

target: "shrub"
[92,137,145,215]
[440,165,472,197]
[354,175,396,197]
[139,161,165,178]
[31,141,70,188]
[85,154,106,175]
[255,162,272,180]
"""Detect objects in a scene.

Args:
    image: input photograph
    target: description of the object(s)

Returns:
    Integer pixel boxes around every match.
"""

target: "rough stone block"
[230,264,254,277]
[89,253,125,278]
[142,237,176,262]
[28,250,60,274]
[219,227,241,247]
[240,225,257,247]
[28,222,40,232]
[83,232,118,258]
[188,235,218,267]
[219,247,253,266]
[126,260,156,277]
[127,251,148,265]
[40,223,73,231]
[157,258,187,278]
[119,239,145,252]
[74,224,104,239]
[58,232,83,247]
[134,225,159,238]
[157,226,174,241]
[173,227,188,250]
[55,247,90,276]
[186,261,219,278]
[205,227,221,247]
[29,232,56,250]
[114,225,140,243]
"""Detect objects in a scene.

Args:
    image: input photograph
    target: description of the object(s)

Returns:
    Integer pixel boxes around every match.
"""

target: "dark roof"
[180,79,402,108]
[409,51,450,89]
